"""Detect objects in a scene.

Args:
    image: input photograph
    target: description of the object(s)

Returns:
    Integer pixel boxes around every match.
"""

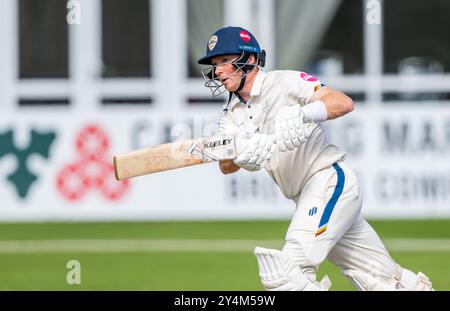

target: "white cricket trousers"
[282,161,400,283]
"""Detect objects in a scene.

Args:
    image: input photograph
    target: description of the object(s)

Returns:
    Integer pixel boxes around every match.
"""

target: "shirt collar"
[250,69,266,97]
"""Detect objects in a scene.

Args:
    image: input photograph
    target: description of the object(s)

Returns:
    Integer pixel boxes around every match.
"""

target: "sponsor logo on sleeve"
[300,72,319,82]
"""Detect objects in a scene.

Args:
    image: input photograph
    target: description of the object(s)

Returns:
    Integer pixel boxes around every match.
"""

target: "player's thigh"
[327,217,399,278]
[283,162,362,268]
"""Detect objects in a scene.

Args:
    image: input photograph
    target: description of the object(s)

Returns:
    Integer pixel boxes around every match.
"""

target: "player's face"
[211,55,242,92]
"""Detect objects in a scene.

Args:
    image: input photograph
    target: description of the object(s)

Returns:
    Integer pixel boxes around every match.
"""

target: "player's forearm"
[219,159,240,174]
[320,92,354,120]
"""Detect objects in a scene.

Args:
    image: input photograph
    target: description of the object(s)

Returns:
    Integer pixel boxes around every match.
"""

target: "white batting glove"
[275,105,311,152]
[234,133,277,171]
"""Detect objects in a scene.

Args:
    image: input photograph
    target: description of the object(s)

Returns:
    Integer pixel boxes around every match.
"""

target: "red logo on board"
[300,72,318,82]
[239,30,251,42]
[56,125,130,201]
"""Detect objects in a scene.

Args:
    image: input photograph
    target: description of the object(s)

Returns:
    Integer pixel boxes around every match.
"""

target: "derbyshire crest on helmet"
[208,35,218,51]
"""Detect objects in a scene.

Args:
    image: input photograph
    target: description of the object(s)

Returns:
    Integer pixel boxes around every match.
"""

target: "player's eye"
[218,58,232,65]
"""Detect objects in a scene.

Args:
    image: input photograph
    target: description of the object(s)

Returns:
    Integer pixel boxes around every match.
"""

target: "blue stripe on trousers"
[317,163,345,229]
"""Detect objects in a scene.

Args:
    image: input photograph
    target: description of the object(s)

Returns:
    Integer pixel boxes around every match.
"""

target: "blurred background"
[0,0,449,290]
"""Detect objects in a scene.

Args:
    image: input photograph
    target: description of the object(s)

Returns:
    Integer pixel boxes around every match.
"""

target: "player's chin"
[223,80,238,92]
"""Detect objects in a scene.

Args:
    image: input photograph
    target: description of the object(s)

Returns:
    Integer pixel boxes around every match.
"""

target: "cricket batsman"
[198,26,434,291]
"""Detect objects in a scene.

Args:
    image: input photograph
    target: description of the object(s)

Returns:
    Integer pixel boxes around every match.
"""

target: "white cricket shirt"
[218,69,346,200]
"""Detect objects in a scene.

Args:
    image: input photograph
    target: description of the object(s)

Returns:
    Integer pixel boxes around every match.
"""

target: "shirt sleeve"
[283,71,325,106]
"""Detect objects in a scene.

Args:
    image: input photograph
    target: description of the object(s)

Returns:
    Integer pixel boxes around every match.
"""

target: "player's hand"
[275,105,311,152]
[234,133,277,171]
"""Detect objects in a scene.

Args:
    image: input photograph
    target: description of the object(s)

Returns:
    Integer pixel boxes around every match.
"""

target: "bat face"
[113,134,236,180]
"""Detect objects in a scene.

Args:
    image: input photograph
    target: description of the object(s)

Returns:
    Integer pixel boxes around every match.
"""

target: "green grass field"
[0,220,449,290]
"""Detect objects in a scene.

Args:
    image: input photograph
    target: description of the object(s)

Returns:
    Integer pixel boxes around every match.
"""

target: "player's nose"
[214,66,223,78]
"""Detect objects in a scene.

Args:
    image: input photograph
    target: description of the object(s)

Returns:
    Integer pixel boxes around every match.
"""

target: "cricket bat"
[113,134,237,180]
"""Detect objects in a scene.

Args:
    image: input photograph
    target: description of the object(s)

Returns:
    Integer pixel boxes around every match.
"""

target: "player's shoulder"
[266,69,318,84]
[262,70,292,87]
[266,69,299,79]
